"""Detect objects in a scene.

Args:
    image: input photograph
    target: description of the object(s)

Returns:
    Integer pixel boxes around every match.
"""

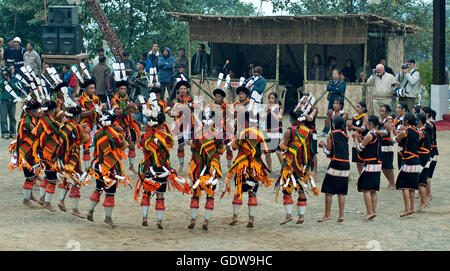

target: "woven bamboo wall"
[304,81,363,118]
[387,34,405,74]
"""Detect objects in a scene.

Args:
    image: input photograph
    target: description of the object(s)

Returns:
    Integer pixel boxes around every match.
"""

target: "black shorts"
[23,167,35,178]
[352,147,363,163]
[428,160,437,178]
[236,177,259,194]
[419,168,429,186]
[95,178,118,194]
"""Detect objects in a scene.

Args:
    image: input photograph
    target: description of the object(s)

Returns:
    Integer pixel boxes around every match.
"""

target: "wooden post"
[276,44,280,94]
[303,44,308,91]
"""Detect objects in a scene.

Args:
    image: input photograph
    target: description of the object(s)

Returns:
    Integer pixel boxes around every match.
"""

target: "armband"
[357,143,365,152]
[322,147,331,155]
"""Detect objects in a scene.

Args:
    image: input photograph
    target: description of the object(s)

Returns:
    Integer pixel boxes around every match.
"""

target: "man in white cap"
[11,37,26,73]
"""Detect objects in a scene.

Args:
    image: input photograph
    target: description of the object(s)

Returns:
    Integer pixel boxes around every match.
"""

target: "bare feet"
[337,217,344,222]
[71,209,86,219]
[23,199,34,208]
[296,216,305,224]
[229,215,238,226]
[87,211,94,222]
[157,220,163,230]
[104,217,116,228]
[317,216,331,223]
[418,203,428,212]
[187,219,196,229]
[280,216,293,225]
[386,184,395,190]
[43,202,56,212]
[369,213,377,220]
[30,194,37,202]
[400,210,411,217]
[37,197,44,206]
[58,201,66,212]
[142,217,148,226]
[202,220,209,231]
[363,213,376,220]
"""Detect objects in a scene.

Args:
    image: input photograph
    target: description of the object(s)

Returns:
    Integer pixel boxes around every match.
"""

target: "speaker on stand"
[42,6,82,55]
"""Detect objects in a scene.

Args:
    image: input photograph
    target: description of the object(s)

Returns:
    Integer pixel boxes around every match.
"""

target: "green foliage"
[417,58,433,96]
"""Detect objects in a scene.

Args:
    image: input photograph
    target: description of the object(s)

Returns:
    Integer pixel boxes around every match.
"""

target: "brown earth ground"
[0,107,449,251]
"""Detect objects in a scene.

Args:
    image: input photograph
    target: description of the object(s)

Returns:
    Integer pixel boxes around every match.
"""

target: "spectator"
[325,56,337,80]
[146,43,160,72]
[308,54,325,81]
[130,60,149,100]
[379,58,394,76]
[341,59,356,82]
[191,43,210,75]
[0,38,4,69]
[11,37,26,73]
[3,38,14,68]
[171,64,190,101]
[121,51,135,77]
[92,48,105,67]
[158,48,174,101]
[81,58,92,72]
[251,66,267,97]
[396,59,420,110]
[173,48,189,75]
[23,42,41,74]
[357,59,372,83]
[0,64,19,139]
[210,65,222,78]
[367,64,399,116]
[59,64,78,97]
[91,55,111,104]
[319,69,346,137]
[339,71,346,81]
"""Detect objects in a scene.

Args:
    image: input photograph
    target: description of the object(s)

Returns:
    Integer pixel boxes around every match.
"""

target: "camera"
[401,63,408,69]
[372,69,377,74]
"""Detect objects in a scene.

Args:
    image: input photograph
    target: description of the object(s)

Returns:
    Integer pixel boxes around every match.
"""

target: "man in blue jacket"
[158,48,174,101]
[319,69,346,136]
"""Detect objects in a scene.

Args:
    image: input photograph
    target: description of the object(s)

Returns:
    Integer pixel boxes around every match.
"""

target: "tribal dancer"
[8,101,41,208]
[134,93,189,229]
[85,111,131,227]
[421,106,437,203]
[347,101,368,175]
[277,110,318,225]
[139,87,171,132]
[223,109,273,228]
[32,100,61,212]
[232,86,250,138]
[54,106,90,218]
[378,104,395,189]
[393,103,409,169]
[208,88,233,167]
[391,113,422,217]
[78,79,104,168]
[262,92,283,173]
[416,113,432,211]
[353,115,382,220]
[170,80,195,173]
[111,80,141,175]
[295,94,318,178]
[186,108,225,231]
[318,116,349,223]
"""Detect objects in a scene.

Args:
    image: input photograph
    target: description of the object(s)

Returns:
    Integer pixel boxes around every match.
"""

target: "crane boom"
[84,0,125,61]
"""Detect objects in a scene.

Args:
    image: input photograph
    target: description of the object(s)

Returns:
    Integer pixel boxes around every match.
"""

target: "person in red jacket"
[60,64,78,97]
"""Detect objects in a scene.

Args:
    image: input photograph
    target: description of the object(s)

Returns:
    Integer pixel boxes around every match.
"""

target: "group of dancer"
[6,63,438,231]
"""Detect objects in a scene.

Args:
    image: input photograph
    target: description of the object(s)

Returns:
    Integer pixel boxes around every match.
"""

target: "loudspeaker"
[48,6,79,25]
[42,25,59,55]
[58,25,82,55]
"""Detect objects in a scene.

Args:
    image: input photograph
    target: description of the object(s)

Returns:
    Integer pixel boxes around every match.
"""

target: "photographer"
[0,64,19,139]
[396,59,420,111]
[319,69,346,137]
[367,64,399,116]
[130,60,150,100]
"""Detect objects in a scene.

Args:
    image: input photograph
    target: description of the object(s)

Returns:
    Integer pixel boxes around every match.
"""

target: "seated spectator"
[308,54,325,81]
[325,56,337,80]
[60,64,78,97]
[341,59,356,82]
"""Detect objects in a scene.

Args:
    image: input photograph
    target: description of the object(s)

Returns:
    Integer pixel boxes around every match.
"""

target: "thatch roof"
[169,12,418,45]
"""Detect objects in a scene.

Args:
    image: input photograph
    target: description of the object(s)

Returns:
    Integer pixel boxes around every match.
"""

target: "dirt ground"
[0,107,449,251]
